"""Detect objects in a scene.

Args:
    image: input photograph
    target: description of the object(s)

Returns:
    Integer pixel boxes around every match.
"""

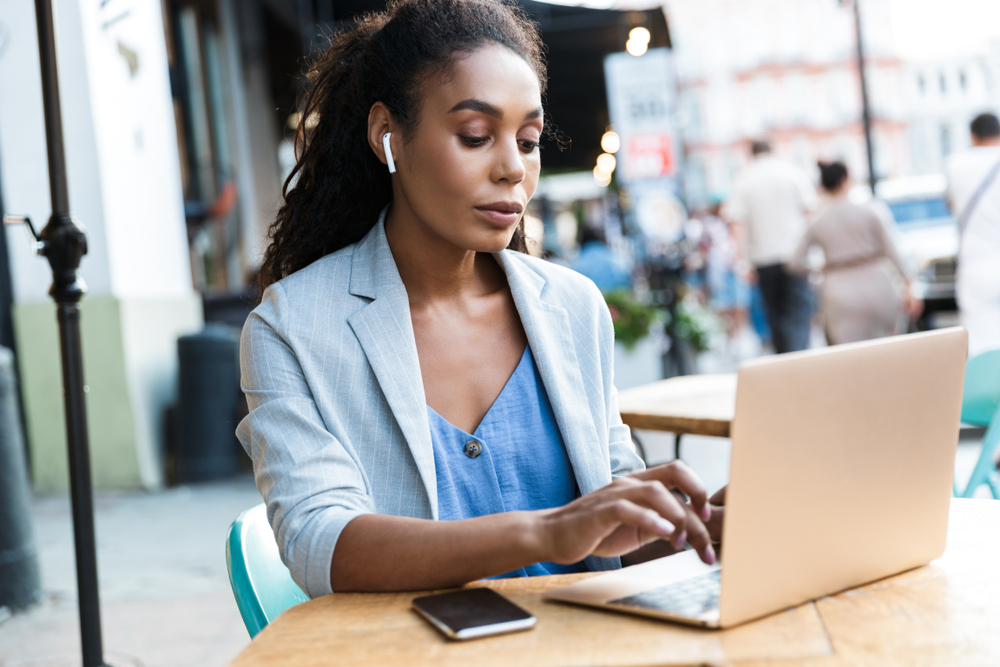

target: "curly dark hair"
[257,0,547,294]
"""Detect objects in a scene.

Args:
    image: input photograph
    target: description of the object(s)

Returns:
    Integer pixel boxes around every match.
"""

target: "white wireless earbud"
[382,132,396,174]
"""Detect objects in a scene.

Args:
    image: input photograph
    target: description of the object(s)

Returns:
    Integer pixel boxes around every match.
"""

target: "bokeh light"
[601,130,621,154]
[625,38,648,57]
[593,166,612,187]
[596,152,617,173]
[629,27,651,44]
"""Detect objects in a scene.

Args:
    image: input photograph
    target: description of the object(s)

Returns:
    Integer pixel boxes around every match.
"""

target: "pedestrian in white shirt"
[724,140,818,353]
[946,112,1000,357]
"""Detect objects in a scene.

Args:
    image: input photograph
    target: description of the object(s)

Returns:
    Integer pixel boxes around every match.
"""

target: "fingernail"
[672,530,687,548]
[704,544,716,565]
[700,504,712,521]
[654,516,675,535]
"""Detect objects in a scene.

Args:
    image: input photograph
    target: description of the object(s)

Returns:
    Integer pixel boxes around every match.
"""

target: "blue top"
[427,346,586,578]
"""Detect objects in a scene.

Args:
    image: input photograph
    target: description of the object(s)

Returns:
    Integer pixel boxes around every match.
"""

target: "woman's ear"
[368,103,396,170]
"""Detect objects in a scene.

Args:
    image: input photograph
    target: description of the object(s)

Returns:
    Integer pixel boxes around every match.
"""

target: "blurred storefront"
[0,0,201,492]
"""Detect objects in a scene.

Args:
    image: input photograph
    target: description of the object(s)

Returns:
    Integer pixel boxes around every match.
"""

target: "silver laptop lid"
[719,327,967,627]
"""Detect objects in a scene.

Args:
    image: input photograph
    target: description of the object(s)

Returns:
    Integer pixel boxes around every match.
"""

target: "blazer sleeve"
[237,283,375,598]
[596,284,645,478]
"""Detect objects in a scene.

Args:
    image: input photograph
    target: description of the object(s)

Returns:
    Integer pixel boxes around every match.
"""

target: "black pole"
[852,0,877,194]
[32,1,107,665]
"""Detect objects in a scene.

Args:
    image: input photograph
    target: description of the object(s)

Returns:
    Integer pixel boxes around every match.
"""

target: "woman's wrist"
[520,509,555,564]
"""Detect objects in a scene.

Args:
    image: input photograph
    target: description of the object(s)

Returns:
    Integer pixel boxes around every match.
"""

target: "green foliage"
[671,298,719,353]
[604,290,660,351]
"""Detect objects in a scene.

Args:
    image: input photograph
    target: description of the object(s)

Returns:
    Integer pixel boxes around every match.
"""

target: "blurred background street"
[2,0,999,664]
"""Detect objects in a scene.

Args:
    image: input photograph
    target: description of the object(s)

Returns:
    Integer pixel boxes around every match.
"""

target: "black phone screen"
[412,588,535,638]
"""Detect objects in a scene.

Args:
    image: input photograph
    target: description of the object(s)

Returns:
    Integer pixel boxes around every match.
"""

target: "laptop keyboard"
[609,570,721,617]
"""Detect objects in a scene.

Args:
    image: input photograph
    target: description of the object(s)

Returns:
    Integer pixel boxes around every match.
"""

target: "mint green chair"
[226,504,308,637]
[956,350,1000,498]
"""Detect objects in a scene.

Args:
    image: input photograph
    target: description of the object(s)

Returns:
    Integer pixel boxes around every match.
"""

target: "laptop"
[545,327,968,629]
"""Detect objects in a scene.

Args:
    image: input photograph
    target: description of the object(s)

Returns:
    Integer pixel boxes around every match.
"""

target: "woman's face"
[388,43,544,254]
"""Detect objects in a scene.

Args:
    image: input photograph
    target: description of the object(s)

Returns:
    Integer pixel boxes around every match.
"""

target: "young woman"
[239,0,723,598]
[790,161,921,346]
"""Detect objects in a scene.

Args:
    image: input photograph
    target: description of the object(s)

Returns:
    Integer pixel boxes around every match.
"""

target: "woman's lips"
[475,203,523,227]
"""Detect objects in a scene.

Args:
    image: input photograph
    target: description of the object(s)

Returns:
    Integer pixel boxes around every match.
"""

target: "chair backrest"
[962,350,1000,427]
[226,504,308,638]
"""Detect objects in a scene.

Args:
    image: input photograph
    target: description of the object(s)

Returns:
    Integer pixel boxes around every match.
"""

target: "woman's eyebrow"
[448,99,503,118]
[447,99,543,122]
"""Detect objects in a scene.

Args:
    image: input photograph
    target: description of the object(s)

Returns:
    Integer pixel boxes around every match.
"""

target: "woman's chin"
[463,229,518,254]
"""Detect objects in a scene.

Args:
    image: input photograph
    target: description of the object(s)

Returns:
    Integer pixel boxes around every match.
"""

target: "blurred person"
[240,0,720,599]
[790,162,920,345]
[725,140,817,353]
[946,112,1000,357]
[701,197,749,343]
[570,225,632,292]
[749,285,772,348]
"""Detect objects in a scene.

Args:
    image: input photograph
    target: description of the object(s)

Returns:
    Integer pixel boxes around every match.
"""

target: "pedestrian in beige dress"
[790,162,922,345]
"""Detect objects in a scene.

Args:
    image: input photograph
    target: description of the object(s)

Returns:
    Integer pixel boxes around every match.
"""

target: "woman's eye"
[519,140,541,153]
[460,136,490,146]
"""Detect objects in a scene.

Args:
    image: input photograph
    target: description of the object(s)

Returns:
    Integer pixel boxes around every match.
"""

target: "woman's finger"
[703,504,724,544]
[600,498,677,541]
[610,479,696,547]
[632,461,710,521]
[678,502,716,565]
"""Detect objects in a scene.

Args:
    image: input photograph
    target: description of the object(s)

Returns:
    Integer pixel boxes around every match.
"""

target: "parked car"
[848,175,958,328]
[876,175,958,304]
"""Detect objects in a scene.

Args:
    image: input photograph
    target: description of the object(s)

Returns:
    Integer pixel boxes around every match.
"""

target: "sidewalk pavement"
[0,476,262,667]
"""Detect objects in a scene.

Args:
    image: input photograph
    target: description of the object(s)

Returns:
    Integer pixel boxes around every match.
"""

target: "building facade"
[905,41,1000,175]
[664,0,909,207]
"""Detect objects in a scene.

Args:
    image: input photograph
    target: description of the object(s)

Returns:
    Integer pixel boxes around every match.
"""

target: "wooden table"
[617,374,737,460]
[230,499,1000,667]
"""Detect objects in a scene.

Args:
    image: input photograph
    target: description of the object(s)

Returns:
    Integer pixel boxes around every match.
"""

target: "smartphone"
[412,587,537,640]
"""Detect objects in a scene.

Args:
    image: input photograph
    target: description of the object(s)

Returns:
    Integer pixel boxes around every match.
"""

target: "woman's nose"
[492,139,526,184]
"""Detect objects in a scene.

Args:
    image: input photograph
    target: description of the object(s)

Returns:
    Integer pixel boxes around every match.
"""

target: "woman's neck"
[384,205,504,305]
[826,183,850,199]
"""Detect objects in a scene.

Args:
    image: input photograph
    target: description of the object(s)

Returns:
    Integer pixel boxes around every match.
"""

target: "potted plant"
[604,290,665,389]
[663,296,720,377]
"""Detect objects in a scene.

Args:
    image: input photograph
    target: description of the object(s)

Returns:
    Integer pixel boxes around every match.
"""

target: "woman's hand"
[702,485,726,544]
[903,281,924,320]
[536,461,716,567]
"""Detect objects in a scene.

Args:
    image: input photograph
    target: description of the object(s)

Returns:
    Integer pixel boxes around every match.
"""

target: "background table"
[617,374,737,460]
[229,498,1000,667]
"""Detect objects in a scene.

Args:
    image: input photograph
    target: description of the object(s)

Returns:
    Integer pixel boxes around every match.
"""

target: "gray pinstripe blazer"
[237,213,644,597]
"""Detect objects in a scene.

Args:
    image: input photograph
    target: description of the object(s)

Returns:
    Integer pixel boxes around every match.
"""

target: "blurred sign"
[626,133,675,180]
[604,48,678,183]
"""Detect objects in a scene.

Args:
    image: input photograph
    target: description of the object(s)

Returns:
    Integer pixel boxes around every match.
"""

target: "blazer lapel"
[497,252,610,496]
[347,219,438,517]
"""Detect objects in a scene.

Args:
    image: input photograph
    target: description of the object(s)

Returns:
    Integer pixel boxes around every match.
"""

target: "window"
[917,74,925,95]
[940,124,951,158]
[939,73,947,95]
[959,70,967,92]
